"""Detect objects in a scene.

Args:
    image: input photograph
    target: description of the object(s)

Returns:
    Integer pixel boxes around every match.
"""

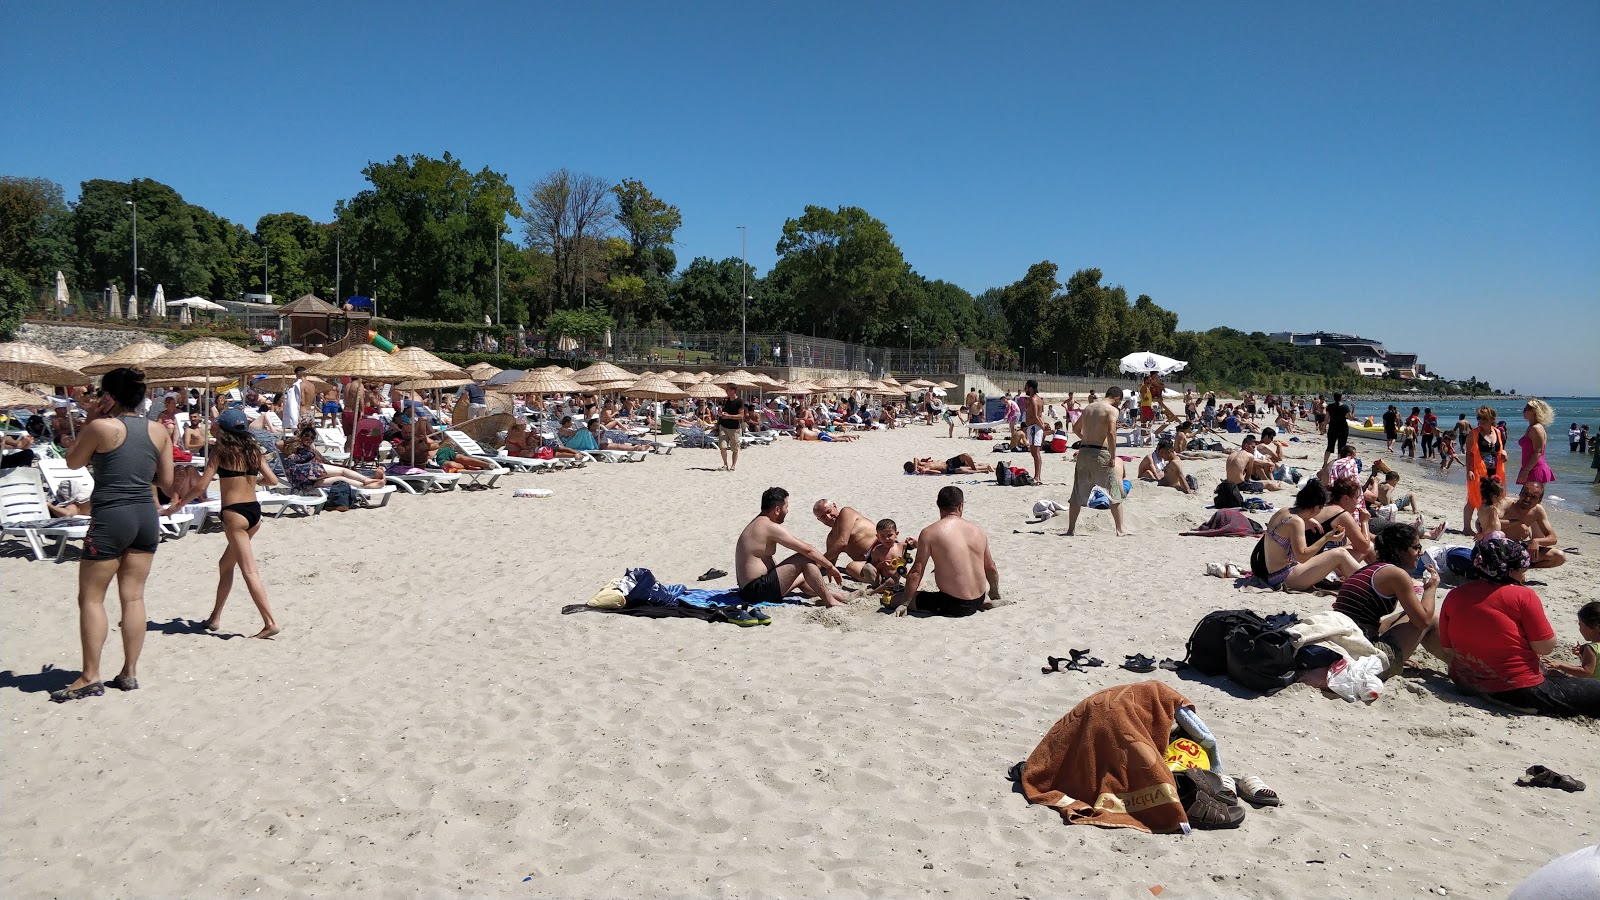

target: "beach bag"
[1214,481,1244,509]
[996,464,1014,486]
[623,567,683,607]
[1009,467,1033,487]
[325,482,356,509]
[171,447,193,463]
[1185,609,1268,676]
[1225,626,1298,694]
[1087,485,1111,509]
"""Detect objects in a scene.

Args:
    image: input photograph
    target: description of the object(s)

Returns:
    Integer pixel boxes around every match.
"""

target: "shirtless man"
[905,453,994,475]
[1227,435,1288,492]
[814,498,883,584]
[1023,379,1046,481]
[1137,439,1195,493]
[1067,387,1128,536]
[737,487,850,607]
[891,486,1000,617]
[1499,481,1566,569]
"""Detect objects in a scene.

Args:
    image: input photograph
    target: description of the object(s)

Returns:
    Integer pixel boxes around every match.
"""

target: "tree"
[769,205,909,341]
[611,178,681,279]
[519,168,615,315]
[336,153,522,323]
[0,177,76,287]
[254,212,331,301]
[668,256,765,332]
[0,267,28,339]
[997,261,1061,362]
[71,178,228,302]
[1056,268,1125,374]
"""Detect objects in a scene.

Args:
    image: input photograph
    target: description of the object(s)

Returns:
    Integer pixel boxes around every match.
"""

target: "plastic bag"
[1325,654,1386,703]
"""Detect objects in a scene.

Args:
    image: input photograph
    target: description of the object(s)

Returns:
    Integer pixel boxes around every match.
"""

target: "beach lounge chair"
[758,409,795,434]
[267,488,328,518]
[37,458,194,540]
[313,427,351,464]
[440,430,525,480]
[192,483,293,527]
[675,424,717,449]
[584,449,649,463]
[0,466,89,561]
[384,466,462,494]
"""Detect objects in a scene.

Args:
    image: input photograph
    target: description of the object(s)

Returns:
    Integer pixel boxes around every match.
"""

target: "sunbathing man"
[814,498,883,584]
[1227,435,1288,492]
[1499,481,1567,569]
[1137,439,1197,493]
[587,419,650,452]
[892,486,1001,617]
[796,422,858,442]
[904,453,995,475]
[736,487,850,607]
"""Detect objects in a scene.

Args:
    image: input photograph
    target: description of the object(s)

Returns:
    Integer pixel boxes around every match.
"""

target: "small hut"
[279,294,357,353]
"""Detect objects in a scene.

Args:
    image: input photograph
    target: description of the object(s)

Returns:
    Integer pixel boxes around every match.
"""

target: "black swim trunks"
[945,455,965,474]
[739,569,783,605]
[82,503,160,561]
[914,591,985,617]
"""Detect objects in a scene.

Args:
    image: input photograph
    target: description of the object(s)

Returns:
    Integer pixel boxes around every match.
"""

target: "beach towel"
[1180,509,1265,537]
[1020,681,1192,834]
[1284,610,1382,661]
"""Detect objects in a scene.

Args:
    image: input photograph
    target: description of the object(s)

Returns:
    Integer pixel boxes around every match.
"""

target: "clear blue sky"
[4,1,1597,394]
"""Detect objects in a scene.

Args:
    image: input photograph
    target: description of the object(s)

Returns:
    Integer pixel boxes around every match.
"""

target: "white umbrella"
[179,304,192,324]
[1118,352,1187,376]
[126,288,138,319]
[107,284,121,319]
[151,284,167,317]
[54,271,69,308]
[170,296,228,312]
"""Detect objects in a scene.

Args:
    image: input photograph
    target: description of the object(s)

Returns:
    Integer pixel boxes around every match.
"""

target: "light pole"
[737,225,747,366]
[905,323,912,372]
[124,195,137,314]
[335,231,341,303]
[493,220,502,325]
[263,245,269,298]
[1053,351,1060,376]
[1018,346,1026,373]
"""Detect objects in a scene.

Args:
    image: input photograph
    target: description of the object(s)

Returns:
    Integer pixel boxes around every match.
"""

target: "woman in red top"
[1461,406,1507,535]
[1438,537,1600,718]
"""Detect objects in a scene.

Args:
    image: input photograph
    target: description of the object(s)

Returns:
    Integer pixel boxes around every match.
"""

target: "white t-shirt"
[282,379,303,431]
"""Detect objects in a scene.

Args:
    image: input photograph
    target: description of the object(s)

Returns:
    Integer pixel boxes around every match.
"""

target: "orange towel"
[1021,681,1192,834]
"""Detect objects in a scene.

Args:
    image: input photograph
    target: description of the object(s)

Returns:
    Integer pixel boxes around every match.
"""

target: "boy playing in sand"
[867,518,916,596]
[1543,602,1600,680]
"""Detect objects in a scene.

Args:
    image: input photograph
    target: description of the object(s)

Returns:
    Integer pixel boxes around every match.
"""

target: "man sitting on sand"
[1067,387,1129,536]
[1499,481,1567,569]
[736,487,851,607]
[905,453,995,475]
[1227,435,1288,492]
[815,498,895,584]
[1137,440,1197,494]
[891,486,1001,617]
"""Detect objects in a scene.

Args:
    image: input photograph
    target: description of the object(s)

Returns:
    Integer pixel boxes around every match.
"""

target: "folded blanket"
[1285,610,1381,660]
[1021,681,1192,834]
[1181,509,1265,537]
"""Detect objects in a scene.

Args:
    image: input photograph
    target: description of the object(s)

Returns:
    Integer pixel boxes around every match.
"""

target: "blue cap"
[217,408,250,434]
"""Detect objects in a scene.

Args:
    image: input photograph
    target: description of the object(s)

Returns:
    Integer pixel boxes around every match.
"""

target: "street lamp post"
[905,323,912,372]
[1054,351,1060,376]
[1019,346,1026,374]
[494,221,502,325]
[737,225,748,366]
[124,196,137,315]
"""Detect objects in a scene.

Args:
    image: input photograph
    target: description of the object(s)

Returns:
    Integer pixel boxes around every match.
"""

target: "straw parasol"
[82,341,172,375]
[876,381,907,395]
[905,379,935,388]
[490,371,583,395]
[712,371,759,388]
[306,344,428,383]
[397,376,472,391]
[625,375,688,401]
[0,342,87,386]
[812,376,847,390]
[392,346,468,379]
[59,348,99,365]
[936,381,958,390]
[147,374,241,390]
[259,346,323,367]
[451,412,515,447]
[684,381,730,399]
[466,362,502,380]
[774,382,816,395]
[254,373,336,394]
[0,382,47,408]
[572,361,633,385]
[846,377,879,391]
[665,371,699,386]
[142,338,292,379]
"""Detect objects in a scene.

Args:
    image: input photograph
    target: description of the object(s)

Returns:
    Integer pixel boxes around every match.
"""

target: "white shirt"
[282,379,303,431]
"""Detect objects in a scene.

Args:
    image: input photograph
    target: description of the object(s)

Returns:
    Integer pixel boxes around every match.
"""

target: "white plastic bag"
[1326,654,1386,703]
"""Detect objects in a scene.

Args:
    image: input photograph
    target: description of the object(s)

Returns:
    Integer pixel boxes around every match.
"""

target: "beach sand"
[3,425,1597,898]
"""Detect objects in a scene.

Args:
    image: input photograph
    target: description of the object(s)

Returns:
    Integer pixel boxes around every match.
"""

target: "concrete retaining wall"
[18,323,174,356]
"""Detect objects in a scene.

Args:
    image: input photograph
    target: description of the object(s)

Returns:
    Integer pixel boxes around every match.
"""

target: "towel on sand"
[1021,681,1192,834]
[1285,610,1382,661]
[1181,509,1265,537]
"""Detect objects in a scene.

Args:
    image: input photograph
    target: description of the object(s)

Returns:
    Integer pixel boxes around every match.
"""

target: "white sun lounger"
[0,467,88,561]
[385,470,462,494]
[38,458,194,541]
[442,430,571,472]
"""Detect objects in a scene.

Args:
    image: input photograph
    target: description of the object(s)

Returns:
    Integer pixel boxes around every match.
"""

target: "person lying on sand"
[796,423,858,442]
[736,487,851,608]
[891,486,1001,617]
[904,454,994,475]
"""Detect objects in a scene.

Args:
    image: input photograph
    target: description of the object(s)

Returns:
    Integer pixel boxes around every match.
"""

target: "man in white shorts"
[1023,379,1046,482]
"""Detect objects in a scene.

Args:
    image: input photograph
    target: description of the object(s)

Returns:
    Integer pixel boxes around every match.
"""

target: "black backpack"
[1214,480,1244,509]
[1010,468,1034,487]
[996,464,1013,486]
[326,481,357,510]
[1225,626,1299,694]
[1184,609,1268,676]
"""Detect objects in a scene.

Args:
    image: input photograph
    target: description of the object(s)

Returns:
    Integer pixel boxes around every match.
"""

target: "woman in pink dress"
[1516,399,1555,486]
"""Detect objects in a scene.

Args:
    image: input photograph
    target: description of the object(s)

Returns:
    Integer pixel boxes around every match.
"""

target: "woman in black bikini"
[194,407,281,638]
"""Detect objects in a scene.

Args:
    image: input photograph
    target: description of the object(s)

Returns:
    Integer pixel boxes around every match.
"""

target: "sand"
[3,424,1597,899]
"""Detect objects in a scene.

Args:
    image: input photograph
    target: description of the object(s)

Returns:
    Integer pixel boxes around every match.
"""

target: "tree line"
[0,159,1461,390]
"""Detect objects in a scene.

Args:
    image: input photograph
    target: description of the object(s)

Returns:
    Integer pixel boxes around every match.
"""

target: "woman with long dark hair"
[192,407,281,638]
[51,367,174,702]
[1252,480,1362,592]
[1332,523,1441,679]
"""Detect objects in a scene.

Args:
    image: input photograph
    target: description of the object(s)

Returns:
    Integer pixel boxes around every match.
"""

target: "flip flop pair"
[1043,649,1103,674]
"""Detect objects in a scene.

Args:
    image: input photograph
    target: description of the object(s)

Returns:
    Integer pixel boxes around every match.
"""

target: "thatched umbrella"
[306,344,428,383]
[59,348,100,367]
[812,377,848,391]
[466,362,502,381]
[905,379,935,389]
[684,381,730,399]
[0,342,87,386]
[147,374,240,390]
[0,382,47,409]
[665,372,698,386]
[490,371,583,395]
[876,381,907,396]
[392,346,468,379]
[254,374,337,394]
[713,371,760,388]
[625,375,688,401]
[572,361,633,385]
[259,346,323,367]
[82,341,171,376]
[774,382,816,395]
[936,381,958,390]
[398,376,472,391]
[142,339,292,379]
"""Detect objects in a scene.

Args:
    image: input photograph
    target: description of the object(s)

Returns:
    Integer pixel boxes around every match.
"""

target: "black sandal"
[1043,649,1103,673]
[48,682,104,703]
[1121,654,1157,673]
[1517,765,1586,792]
[697,568,729,581]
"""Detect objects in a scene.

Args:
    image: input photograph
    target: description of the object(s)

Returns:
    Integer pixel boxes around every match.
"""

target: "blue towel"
[677,587,807,609]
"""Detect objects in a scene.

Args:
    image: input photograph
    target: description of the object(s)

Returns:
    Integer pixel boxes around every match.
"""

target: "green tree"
[611,178,681,279]
[667,256,765,332]
[1056,268,1124,374]
[0,177,76,287]
[338,153,522,322]
[997,261,1061,362]
[519,168,614,315]
[0,266,28,338]
[254,212,332,301]
[72,178,223,301]
[769,205,909,342]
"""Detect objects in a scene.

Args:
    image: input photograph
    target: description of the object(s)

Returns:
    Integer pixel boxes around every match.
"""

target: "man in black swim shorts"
[735,487,850,607]
[892,486,1001,618]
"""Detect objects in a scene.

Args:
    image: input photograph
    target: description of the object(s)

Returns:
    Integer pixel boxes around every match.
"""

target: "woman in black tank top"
[51,368,174,703]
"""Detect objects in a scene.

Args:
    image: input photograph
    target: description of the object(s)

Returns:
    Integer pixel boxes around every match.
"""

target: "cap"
[217,408,250,434]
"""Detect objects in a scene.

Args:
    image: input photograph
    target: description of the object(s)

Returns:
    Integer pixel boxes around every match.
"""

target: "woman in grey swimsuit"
[51,368,174,703]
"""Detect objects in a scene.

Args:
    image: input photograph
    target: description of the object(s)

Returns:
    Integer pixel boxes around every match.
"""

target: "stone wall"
[17,323,174,356]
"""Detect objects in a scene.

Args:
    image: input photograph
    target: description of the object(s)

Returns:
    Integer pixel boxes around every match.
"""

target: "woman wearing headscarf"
[1437,537,1599,718]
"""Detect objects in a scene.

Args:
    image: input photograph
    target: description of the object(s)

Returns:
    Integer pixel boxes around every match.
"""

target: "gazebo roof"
[280,294,341,316]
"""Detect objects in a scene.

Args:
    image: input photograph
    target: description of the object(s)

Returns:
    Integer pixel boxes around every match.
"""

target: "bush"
[0,267,28,340]
[390,321,507,351]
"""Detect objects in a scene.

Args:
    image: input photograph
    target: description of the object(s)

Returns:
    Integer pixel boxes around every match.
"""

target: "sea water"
[1339,397,1599,515]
